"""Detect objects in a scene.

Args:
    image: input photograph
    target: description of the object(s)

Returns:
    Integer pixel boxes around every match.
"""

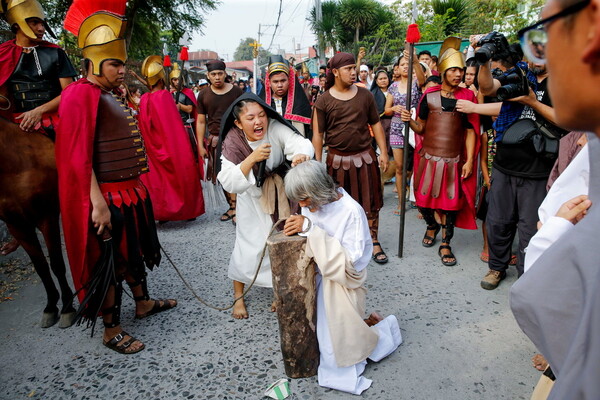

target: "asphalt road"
[0,184,538,400]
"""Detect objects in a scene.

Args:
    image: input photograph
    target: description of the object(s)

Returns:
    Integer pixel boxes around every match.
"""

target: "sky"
[190,0,317,62]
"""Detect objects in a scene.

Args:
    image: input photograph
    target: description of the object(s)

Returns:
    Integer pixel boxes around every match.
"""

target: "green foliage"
[38,0,217,62]
[233,37,272,65]
[431,0,470,36]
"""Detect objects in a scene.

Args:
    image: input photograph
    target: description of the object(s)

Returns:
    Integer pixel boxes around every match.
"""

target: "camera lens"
[497,84,523,101]
[475,44,495,64]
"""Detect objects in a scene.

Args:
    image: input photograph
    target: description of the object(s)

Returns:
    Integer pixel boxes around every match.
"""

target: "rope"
[161,217,288,311]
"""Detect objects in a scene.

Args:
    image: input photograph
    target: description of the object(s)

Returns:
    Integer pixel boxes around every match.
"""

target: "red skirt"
[414,148,464,211]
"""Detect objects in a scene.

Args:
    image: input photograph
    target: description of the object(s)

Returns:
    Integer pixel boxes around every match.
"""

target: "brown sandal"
[103,331,145,354]
[135,299,177,319]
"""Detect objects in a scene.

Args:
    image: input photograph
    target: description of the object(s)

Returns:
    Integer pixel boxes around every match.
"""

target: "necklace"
[441,89,456,99]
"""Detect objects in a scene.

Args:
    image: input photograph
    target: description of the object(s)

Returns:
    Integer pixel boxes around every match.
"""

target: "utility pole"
[315,0,325,66]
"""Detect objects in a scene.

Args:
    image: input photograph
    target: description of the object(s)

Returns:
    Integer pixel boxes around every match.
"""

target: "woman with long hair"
[384,54,425,214]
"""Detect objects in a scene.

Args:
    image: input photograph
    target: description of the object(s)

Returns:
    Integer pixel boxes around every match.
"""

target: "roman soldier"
[0,0,77,255]
[0,0,77,138]
[401,37,480,266]
[169,62,199,160]
[57,1,177,354]
[259,55,312,139]
[138,55,205,222]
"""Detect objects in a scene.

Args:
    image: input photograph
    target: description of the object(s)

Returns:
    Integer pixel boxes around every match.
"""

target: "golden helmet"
[1,0,56,40]
[141,55,165,87]
[438,37,465,77]
[77,12,127,76]
[169,62,181,81]
[301,62,310,75]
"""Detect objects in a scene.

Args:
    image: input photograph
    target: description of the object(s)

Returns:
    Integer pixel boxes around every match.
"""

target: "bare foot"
[0,238,19,255]
[232,296,248,319]
[417,212,424,220]
[532,354,548,371]
[364,312,384,326]
[271,299,277,312]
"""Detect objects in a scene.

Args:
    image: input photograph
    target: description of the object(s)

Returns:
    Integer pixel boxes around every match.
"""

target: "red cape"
[0,39,61,87]
[415,85,481,229]
[138,89,205,220]
[55,78,100,300]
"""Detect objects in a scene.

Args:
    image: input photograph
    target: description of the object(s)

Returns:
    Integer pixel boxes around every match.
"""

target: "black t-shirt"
[493,78,556,179]
[173,91,194,123]
[418,92,473,130]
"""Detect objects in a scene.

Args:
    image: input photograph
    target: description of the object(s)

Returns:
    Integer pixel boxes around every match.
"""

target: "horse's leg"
[39,215,76,328]
[6,223,60,328]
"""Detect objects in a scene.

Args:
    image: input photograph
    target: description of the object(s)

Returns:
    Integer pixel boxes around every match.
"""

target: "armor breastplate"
[422,92,464,158]
[93,91,148,183]
[173,91,191,124]
[8,47,63,112]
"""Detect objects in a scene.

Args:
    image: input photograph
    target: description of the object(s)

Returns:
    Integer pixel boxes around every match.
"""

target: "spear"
[397,0,421,258]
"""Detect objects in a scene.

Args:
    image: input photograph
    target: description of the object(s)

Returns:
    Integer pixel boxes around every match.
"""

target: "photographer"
[476,32,563,290]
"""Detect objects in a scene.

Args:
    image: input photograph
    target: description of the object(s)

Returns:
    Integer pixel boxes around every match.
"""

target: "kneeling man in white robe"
[283,160,402,395]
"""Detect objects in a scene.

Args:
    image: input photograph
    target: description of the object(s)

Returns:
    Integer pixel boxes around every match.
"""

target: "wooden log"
[267,231,319,378]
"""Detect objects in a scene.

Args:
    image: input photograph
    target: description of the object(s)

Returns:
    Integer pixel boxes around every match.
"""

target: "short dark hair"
[425,75,442,85]
[418,50,432,58]
[431,55,438,64]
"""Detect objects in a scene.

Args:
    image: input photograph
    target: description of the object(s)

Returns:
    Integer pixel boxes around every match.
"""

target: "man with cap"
[259,55,312,138]
[196,59,244,222]
[57,2,177,354]
[0,0,77,255]
[401,38,479,267]
[169,62,201,161]
[312,52,390,264]
[137,55,204,222]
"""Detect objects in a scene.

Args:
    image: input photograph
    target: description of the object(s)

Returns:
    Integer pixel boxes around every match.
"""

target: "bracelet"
[300,216,312,234]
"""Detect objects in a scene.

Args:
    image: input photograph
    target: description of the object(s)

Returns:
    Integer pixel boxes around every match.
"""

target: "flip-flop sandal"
[220,207,235,221]
[438,245,457,266]
[372,242,388,264]
[422,224,441,247]
[480,251,489,263]
[135,299,177,320]
[103,331,145,354]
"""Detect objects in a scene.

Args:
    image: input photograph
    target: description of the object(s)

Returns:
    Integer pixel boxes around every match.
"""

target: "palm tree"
[338,0,378,47]
[431,0,471,36]
[309,1,340,52]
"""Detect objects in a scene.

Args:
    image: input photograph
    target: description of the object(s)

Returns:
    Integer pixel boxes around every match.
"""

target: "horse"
[0,90,75,328]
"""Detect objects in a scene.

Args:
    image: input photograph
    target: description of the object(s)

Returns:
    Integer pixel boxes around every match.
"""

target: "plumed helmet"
[141,55,166,87]
[169,62,181,81]
[1,0,56,40]
[77,12,127,76]
[438,37,465,76]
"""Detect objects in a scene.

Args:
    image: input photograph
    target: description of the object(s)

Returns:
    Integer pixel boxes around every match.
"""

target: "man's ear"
[582,0,600,64]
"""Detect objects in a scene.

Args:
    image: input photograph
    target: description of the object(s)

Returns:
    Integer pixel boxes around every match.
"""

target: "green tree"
[233,37,272,65]
[308,0,340,53]
[39,0,217,61]
[338,0,379,47]
[431,0,471,36]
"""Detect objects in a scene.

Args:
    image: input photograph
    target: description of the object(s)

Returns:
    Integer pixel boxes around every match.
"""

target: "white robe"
[524,144,589,273]
[218,119,314,287]
[301,189,402,395]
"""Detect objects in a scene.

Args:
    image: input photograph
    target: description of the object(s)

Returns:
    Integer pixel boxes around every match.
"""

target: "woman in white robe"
[283,160,402,395]
[217,93,314,319]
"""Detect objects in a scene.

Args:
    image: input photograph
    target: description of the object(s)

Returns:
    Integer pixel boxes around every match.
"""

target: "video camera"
[475,31,511,65]
[496,66,530,101]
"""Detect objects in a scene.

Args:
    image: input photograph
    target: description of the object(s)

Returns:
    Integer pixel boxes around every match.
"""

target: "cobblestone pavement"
[0,186,538,400]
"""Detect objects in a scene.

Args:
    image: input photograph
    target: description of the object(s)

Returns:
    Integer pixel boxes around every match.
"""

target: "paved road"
[0,185,538,399]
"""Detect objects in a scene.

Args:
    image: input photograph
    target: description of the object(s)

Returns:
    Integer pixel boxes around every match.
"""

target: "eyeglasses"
[518,0,590,64]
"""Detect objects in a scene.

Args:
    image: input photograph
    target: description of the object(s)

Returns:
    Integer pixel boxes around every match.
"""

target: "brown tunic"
[313,87,382,217]
[197,85,244,182]
[314,87,380,153]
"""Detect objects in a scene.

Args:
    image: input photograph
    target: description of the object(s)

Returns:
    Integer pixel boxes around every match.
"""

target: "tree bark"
[267,232,319,378]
